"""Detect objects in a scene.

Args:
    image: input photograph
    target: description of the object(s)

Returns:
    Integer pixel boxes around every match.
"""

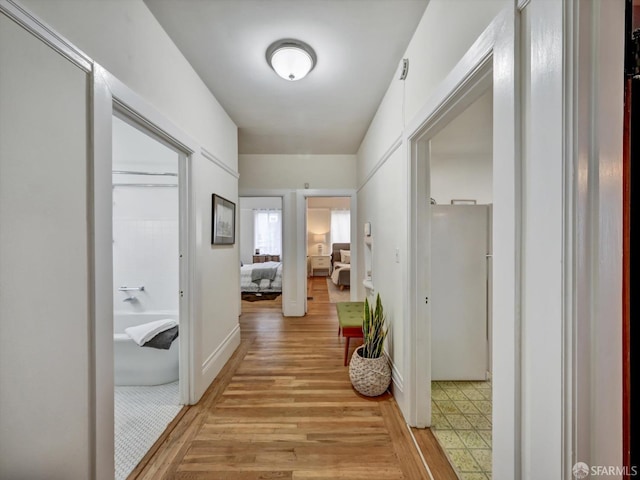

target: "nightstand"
[309,254,331,276]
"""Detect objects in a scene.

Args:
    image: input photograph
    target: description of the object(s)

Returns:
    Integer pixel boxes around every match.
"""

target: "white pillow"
[340,249,351,264]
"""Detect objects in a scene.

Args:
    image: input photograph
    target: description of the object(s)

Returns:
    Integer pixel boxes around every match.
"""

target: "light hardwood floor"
[132,278,455,479]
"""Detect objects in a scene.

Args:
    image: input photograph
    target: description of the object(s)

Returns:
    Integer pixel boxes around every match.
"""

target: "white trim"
[0,0,92,72]
[404,55,493,142]
[407,426,435,480]
[201,324,241,376]
[570,0,625,473]
[563,2,577,476]
[386,352,404,392]
[357,135,402,193]
[178,150,193,405]
[91,64,115,480]
[517,0,531,12]
[98,69,198,155]
[201,147,240,179]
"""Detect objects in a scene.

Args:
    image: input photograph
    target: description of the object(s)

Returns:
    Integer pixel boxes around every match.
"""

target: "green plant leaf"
[361,293,387,358]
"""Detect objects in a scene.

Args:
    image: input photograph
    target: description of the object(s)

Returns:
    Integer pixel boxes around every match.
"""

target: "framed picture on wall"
[212,194,236,245]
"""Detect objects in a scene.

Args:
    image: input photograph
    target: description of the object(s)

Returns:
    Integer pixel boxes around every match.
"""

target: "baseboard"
[386,351,404,392]
[200,324,241,395]
[283,299,304,317]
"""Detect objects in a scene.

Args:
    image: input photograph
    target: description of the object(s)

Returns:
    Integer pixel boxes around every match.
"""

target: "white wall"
[0,13,91,478]
[306,197,351,255]
[356,0,507,417]
[1,1,239,477]
[112,116,180,316]
[430,88,493,205]
[307,208,331,255]
[357,0,506,181]
[430,153,493,205]
[239,154,356,190]
[307,197,352,209]
[20,0,240,404]
[112,185,179,314]
[22,0,237,168]
[357,147,407,381]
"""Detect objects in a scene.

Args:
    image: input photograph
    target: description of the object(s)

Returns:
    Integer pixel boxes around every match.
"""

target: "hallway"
[132,279,444,479]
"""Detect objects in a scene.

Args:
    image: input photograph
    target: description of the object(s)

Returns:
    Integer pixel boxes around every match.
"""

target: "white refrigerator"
[431,205,491,381]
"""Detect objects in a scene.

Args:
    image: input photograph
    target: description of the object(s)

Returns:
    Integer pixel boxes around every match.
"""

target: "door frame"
[110,103,193,403]
[93,66,199,474]
[237,191,288,315]
[404,5,521,477]
[239,189,294,315]
[296,189,358,313]
[94,66,199,404]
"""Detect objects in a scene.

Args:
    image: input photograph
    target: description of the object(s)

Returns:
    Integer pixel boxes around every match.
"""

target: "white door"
[431,205,489,380]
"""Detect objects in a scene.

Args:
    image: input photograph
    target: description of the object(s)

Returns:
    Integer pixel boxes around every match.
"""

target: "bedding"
[331,261,350,286]
[241,261,283,293]
[330,243,351,289]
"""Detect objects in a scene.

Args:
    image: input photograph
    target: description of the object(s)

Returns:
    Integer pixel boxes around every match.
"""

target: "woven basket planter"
[349,345,391,397]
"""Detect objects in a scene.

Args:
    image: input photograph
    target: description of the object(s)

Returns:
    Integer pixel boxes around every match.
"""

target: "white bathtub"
[114,312,179,386]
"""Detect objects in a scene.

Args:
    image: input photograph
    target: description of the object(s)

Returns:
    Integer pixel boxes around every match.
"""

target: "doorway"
[426,89,494,477]
[239,196,284,312]
[306,197,352,304]
[111,113,185,479]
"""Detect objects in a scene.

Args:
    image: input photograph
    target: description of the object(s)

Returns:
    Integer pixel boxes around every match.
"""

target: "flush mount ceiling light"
[266,39,317,81]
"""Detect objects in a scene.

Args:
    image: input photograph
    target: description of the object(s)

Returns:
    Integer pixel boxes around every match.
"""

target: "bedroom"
[238,195,351,308]
[239,197,283,305]
[306,197,352,302]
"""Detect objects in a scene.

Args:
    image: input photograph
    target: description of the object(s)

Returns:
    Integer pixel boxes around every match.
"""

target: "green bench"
[336,301,365,366]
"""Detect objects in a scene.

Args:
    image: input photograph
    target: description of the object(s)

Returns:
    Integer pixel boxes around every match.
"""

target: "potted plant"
[348,293,391,396]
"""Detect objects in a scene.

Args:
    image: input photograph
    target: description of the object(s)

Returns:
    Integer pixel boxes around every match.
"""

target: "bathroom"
[112,114,183,479]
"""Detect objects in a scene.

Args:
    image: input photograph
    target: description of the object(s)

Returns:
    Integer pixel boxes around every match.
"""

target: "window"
[330,209,350,246]
[254,209,282,255]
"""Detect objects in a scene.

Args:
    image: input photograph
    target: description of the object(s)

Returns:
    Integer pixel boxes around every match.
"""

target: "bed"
[241,261,283,294]
[330,243,351,290]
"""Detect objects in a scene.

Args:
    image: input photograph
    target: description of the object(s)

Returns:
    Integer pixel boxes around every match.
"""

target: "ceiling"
[143,0,429,155]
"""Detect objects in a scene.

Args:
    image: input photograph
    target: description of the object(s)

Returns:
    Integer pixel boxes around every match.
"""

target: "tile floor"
[431,380,492,480]
[115,381,182,480]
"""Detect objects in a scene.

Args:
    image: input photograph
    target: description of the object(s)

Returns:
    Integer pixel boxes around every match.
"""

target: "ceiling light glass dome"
[266,39,317,81]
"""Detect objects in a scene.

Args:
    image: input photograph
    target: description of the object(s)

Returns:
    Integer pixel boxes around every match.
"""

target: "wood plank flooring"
[133,278,452,480]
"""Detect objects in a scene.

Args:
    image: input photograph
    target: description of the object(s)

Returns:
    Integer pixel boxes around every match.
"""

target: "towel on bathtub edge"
[143,325,179,350]
[125,318,177,346]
